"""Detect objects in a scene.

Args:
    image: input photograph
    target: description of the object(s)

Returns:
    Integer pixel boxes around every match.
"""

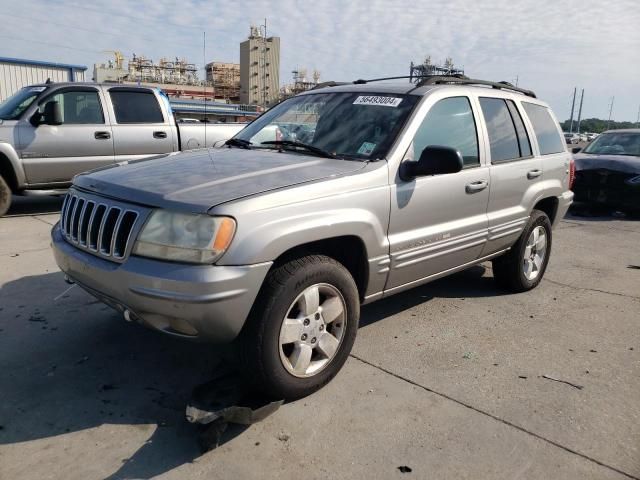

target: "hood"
[574,153,640,175]
[73,148,367,213]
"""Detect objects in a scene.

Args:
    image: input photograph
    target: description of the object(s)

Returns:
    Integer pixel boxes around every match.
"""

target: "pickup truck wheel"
[0,175,12,217]
[239,255,359,400]
[492,210,552,293]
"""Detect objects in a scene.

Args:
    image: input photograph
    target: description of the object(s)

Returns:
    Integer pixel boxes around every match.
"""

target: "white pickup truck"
[0,83,246,215]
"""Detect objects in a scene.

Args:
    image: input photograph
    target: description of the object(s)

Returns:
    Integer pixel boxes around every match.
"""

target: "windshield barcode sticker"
[353,96,403,107]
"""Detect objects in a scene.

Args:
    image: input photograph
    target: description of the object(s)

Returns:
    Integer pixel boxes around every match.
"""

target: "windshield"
[0,86,47,120]
[582,132,640,156]
[233,92,420,160]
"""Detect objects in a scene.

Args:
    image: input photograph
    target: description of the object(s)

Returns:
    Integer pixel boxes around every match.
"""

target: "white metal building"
[0,57,87,102]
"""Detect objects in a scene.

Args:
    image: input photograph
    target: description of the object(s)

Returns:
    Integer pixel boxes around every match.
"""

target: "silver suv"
[51,76,574,399]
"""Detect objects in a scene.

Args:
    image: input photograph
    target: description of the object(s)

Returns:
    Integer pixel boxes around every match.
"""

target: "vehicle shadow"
[0,271,251,479]
[1,264,499,478]
[5,195,63,217]
[360,265,500,328]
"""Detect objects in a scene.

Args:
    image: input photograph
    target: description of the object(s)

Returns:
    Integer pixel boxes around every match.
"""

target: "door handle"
[527,169,542,179]
[94,131,111,140]
[153,131,167,139]
[465,180,488,193]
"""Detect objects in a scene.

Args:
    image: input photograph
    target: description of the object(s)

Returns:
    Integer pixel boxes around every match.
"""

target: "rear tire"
[239,255,359,400]
[0,175,12,217]
[492,210,552,293]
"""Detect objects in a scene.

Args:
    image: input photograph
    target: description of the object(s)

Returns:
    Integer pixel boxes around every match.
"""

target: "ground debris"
[277,433,290,442]
[28,315,46,323]
[398,466,412,473]
[541,374,583,390]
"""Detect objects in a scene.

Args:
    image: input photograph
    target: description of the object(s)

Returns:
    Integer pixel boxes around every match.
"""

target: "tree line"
[560,118,638,133]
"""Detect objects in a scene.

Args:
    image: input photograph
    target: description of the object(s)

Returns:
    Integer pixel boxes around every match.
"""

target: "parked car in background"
[572,129,640,211]
[586,132,599,141]
[579,133,588,142]
[0,83,246,215]
[564,132,580,144]
[51,76,574,399]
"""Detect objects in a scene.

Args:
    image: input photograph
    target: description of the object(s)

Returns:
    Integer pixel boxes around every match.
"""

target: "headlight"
[132,211,236,264]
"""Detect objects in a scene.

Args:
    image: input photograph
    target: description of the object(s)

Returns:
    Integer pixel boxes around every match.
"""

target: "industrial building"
[205,62,240,101]
[0,56,87,102]
[240,26,280,106]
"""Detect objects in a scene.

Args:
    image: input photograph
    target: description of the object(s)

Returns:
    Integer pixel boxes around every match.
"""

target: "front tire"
[0,175,11,217]
[492,210,552,292]
[239,255,359,400]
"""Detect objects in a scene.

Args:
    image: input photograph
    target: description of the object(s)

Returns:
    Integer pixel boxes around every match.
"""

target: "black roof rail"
[416,75,536,98]
[310,81,349,90]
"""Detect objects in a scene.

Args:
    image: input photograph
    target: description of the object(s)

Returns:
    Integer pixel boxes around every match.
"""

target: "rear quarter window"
[522,103,564,155]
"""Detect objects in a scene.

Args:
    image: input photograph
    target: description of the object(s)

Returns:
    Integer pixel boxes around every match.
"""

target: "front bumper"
[51,224,272,343]
[573,170,640,210]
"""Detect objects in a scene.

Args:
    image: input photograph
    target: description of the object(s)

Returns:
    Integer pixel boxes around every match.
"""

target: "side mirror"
[43,101,63,125]
[571,147,582,154]
[400,145,464,180]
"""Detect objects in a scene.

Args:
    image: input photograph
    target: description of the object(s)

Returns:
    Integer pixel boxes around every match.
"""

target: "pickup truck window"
[522,102,565,155]
[233,92,419,160]
[110,90,164,124]
[0,86,45,120]
[412,96,479,167]
[38,90,104,124]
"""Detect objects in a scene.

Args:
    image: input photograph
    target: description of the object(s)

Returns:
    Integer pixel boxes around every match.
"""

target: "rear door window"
[479,97,521,162]
[506,100,532,157]
[522,102,565,155]
[109,90,164,124]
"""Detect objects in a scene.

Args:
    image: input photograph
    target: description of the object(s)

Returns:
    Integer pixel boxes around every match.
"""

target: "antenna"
[203,31,207,146]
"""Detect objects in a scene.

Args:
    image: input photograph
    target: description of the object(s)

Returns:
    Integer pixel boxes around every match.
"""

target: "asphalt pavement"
[0,195,638,479]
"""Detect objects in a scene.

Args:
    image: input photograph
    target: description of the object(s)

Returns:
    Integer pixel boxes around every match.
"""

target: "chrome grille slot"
[99,208,121,256]
[59,191,144,263]
[89,205,107,251]
[79,201,96,247]
[71,198,86,241]
[113,211,138,259]
[64,196,77,236]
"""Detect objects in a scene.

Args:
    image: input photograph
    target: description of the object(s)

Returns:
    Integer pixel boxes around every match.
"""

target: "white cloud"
[1,0,639,120]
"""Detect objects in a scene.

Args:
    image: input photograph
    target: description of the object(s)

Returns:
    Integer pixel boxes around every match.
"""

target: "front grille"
[60,192,142,262]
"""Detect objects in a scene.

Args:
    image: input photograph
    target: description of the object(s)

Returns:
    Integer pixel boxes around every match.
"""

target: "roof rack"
[310,81,350,90]
[415,75,536,98]
[310,75,536,98]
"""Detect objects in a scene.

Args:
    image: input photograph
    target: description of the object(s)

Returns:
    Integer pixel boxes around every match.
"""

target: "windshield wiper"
[225,138,253,149]
[261,140,336,159]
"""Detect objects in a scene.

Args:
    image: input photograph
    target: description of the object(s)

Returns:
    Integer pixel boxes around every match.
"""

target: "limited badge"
[357,142,377,156]
[353,96,403,107]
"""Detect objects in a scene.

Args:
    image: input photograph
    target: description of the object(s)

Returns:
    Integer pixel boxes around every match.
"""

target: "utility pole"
[569,87,576,133]
[576,89,584,134]
[636,104,640,128]
[607,96,615,131]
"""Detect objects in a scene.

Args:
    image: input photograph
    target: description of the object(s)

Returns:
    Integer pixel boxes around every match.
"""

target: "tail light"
[568,157,576,190]
[275,127,283,142]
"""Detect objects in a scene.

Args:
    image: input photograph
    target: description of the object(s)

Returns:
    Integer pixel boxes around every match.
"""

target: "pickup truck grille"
[60,192,143,262]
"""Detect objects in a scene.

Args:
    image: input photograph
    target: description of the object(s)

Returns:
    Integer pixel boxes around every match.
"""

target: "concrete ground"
[0,196,638,480]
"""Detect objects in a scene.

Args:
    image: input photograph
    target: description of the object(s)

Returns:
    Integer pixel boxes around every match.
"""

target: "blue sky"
[1,0,639,121]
